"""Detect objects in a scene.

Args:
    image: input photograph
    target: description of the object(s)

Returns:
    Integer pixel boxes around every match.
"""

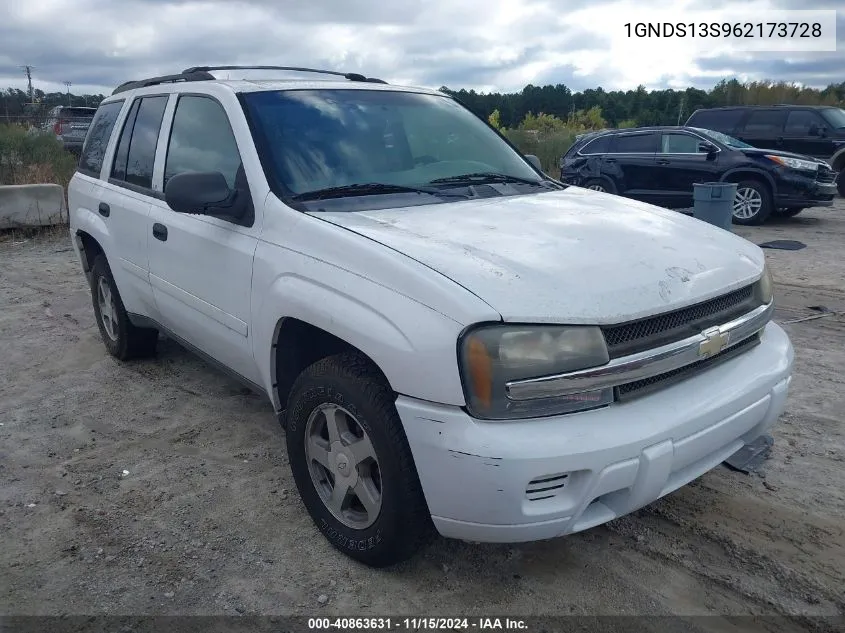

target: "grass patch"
[503,129,575,175]
[0,124,78,194]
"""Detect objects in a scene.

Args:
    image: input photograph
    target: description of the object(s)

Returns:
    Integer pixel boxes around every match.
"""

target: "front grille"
[601,284,758,358]
[817,167,837,184]
[616,333,761,401]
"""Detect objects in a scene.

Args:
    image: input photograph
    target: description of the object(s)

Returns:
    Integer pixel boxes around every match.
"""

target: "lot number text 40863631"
[307,617,528,630]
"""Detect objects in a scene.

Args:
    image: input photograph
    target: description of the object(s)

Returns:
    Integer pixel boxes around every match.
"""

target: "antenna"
[63,81,72,105]
[19,65,35,103]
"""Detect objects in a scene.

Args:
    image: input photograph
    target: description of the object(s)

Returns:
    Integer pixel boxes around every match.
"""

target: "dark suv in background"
[685,105,845,196]
[559,126,838,225]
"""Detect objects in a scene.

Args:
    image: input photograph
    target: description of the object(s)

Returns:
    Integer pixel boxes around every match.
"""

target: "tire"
[837,168,845,198]
[582,178,616,194]
[285,352,433,567]
[732,180,773,226]
[90,254,158,360]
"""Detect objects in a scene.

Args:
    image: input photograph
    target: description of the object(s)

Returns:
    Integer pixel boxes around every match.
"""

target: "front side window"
[78,100,124,178]
[660,133,702,154]
[242,89,547,208]
[784,110,826,135]
[165,96,242,189]
[820,108,845,129]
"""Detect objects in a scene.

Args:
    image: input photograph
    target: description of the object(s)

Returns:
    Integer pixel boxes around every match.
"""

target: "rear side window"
[579,135,611,154]
[111,95,168,190]
[740,110,787,135]
[611,132,659,153]
[78,101,124,178]
[687,109,744,132]
[164,96,242,189]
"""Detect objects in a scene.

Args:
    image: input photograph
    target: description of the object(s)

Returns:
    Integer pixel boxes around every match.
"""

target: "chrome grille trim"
[505,301,773,401]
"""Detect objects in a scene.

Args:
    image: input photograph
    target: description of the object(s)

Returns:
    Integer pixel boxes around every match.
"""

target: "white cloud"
[0,0,841,96]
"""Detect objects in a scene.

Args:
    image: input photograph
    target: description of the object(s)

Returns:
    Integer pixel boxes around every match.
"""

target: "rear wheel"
[285,352,433,567]
[90,255,158,360]
[732,180,773,226]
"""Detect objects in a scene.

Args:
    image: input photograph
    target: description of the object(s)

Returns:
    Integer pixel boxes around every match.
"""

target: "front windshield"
[242,89,547,204]
[821,108,845,129]
[693,127,754,149]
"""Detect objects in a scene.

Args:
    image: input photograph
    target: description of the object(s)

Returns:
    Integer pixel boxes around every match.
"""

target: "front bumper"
[774,172,837,208]
[399,322,793,543]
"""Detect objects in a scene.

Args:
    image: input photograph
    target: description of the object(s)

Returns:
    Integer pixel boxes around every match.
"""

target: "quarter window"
[580,135,611,154]
[78,100,124,178]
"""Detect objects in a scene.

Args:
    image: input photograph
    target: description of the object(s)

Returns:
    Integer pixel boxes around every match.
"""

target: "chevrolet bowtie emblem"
[699,327,730,358]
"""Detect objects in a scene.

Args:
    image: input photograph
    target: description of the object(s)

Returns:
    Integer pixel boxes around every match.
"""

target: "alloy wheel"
[733,187,763,220]
[587,184,606,192]
[97,277,119,341]
[304,403,382,529]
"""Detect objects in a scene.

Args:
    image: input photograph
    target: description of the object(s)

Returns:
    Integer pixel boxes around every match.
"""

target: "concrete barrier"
[0,184,66,228]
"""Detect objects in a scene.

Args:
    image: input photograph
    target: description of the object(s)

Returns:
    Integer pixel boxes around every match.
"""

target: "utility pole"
[20,65,35,103]
[677,94,686,125]
[63,81,72,105]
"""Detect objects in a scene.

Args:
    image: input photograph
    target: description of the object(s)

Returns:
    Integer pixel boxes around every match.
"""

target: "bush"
[0,124,78,194]
[503,128,576,175]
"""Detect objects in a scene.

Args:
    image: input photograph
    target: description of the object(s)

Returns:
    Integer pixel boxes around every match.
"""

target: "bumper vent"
[601,284,758,358]
[525,473,569,501]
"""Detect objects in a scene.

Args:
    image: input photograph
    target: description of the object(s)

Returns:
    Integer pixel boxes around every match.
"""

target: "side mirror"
[697,141,717,154]
[165,171,234,215]
[525,154,543,172]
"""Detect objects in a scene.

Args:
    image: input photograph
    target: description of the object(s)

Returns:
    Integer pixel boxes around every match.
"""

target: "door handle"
[605,157,617,163]
[657,159,671,165]
[98,202,110,217]
[152,223,168,241]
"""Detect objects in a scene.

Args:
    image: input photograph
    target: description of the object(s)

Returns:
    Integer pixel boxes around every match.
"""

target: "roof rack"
[112,65,387,95]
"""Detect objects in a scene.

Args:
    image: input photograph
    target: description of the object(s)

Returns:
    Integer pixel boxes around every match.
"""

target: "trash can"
[693,182,736,231]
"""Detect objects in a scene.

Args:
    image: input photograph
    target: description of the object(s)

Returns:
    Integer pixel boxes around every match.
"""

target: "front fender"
[251,243,471,409]
[720,168,777,194]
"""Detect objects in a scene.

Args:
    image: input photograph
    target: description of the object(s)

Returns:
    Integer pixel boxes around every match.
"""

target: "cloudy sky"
[1,0,842,97]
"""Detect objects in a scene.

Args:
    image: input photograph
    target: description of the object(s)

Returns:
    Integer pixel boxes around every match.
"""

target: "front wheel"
[285,352,433,567]
[732,180,773,226]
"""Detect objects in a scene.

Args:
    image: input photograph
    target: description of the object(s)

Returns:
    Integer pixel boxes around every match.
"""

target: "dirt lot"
[1,202,844,629]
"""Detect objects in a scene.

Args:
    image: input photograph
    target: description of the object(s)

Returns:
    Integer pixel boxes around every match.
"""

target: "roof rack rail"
[112,70,215,95]
[111,65,388,95]
[183,65,387,84]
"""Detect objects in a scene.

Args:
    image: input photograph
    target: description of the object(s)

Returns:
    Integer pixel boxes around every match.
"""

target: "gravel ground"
[1,202,843,630]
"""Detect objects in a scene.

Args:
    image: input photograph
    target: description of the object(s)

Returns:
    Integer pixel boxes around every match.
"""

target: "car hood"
[312,188,765,324]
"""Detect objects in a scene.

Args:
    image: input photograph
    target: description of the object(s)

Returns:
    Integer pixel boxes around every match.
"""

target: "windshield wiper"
[292,182,469,201]
[429,172,553,187]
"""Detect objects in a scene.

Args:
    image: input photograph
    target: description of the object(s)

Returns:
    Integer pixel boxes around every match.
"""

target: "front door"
[146,94,261,385]
[651,132,723,208]
[782,109,834,159]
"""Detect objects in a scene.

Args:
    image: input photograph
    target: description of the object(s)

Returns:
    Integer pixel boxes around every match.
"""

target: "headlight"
[755,262,774,304]
[765,155,819,172]
[458,324,612,420]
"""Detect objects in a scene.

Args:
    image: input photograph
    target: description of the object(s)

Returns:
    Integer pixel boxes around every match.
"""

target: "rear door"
[781,109,833,158]
[652,131,723,208]
[735,109,787,151]
[686,108,745,135]
[604,131,659,202]
[97,94,169,319]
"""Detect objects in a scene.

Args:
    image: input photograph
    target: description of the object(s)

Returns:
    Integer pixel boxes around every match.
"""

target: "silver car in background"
[43,106,97,154]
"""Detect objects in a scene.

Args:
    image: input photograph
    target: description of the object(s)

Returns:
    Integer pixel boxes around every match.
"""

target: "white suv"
[68,66,794,567]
